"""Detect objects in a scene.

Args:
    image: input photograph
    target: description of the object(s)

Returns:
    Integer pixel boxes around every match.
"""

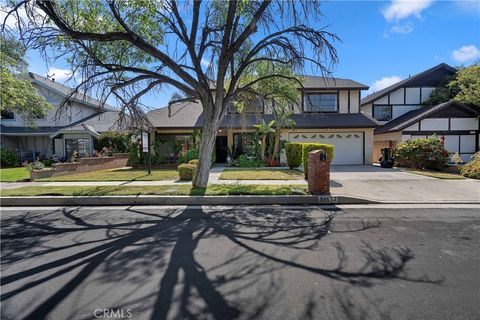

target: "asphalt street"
[1,204,479,320]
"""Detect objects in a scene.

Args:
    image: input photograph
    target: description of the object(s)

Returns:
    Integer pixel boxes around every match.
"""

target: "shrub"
[285,142,302,169]
[26,159,45,172]
[96,132,130,153]
[461,152,480,179]
[232,154,264,167]
[393,136,449,170]
[178,163,197,180]
[188,159,199,165]
[43,159,54,167]
[0,148,19,167]
[301,143,334,179]
[178,148,199,164]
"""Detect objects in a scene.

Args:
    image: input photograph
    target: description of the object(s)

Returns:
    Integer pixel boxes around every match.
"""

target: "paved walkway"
[1,165,479,203]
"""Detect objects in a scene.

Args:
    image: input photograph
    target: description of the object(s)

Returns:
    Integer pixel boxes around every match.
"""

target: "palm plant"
[272,107,296,160]
[253,119,276,161]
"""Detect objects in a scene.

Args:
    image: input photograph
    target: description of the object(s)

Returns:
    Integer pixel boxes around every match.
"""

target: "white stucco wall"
[420,118,449,131]
[451,118,478,131]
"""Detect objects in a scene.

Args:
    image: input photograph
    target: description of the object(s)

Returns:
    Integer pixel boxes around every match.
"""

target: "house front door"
[215,136,228,163]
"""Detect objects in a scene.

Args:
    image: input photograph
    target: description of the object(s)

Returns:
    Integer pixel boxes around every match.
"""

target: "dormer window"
[1,110,15,120]
[303,93,338,113]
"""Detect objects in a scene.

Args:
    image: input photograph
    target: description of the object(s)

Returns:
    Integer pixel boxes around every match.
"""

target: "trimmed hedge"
[178,163,197,180]
[285,143,303,169]
[188,159,199,165]
[301,143,334,179]
[461,152,480,179]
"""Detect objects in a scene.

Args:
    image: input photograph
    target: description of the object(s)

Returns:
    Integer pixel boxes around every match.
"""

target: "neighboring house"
[360,63,479,162]
[147,76,379,165]
[0,73,124,162]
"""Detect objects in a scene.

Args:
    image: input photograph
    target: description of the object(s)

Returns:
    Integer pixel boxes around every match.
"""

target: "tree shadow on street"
[1,205,443,320]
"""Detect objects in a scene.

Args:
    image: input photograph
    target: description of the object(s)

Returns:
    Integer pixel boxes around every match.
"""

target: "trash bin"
[380,147,394,168]
[307,149,331,195]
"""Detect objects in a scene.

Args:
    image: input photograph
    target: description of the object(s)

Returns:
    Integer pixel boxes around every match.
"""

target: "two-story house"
[147,76,379,165]
[0,73,124,162]
[360,63,479,162]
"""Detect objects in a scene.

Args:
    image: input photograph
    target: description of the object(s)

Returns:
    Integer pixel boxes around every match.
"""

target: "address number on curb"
[317,195,338,203]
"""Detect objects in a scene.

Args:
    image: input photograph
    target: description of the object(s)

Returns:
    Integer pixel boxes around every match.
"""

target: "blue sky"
[16,0,480,109]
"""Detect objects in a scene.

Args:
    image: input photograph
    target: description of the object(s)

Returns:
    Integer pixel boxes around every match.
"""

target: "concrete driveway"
[330,165,480,203]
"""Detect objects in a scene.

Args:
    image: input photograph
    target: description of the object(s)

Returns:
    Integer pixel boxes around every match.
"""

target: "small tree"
[272,107,296,160]
[450,65,480,108]
[253,119,275,161]
[0,36,51,123]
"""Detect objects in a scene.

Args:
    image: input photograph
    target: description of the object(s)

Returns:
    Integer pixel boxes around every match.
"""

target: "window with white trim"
[303,93,338,112]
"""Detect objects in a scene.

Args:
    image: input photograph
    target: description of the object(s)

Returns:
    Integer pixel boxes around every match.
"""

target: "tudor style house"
[0,73,123,162]
[360,63,479,162]
[147,76,379,165]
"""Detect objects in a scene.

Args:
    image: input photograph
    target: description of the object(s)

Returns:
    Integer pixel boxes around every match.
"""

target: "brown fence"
[30,153,129,180]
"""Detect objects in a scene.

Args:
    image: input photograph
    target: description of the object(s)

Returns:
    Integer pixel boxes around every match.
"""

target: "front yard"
[0,184,308,196]
[0,167,30,182]
[404,169,466,180]
[220,168,304,180]
[38,168,179,181]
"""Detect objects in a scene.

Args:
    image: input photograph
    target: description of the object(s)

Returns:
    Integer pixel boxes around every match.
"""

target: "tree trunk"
[192,103,222,188]
[272,129,281,160]
[260,136,266,161]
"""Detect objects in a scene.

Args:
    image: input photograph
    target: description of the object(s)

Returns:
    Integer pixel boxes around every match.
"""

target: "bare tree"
[3,0,338,187]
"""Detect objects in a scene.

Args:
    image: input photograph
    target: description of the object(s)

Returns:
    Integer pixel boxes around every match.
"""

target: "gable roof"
[301,76,369,90]
[361,63,457,105]
[29,72,117,112]
[208,76,368,90]
[375,100,479,134]
[146,101,379,129]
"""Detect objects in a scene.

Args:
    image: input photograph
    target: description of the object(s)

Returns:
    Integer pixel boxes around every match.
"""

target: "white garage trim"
[288,131,365,165]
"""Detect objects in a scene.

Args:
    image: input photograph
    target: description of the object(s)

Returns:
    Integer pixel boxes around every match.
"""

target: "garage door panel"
[288,132,363,165]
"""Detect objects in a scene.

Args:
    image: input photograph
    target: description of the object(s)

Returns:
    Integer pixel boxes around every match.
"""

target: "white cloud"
[390,23,414,34]
[201,58,212,68]
[370,76,402,93]
[47,67,75,82]
[452,45,480,63]
[382,0,434,22]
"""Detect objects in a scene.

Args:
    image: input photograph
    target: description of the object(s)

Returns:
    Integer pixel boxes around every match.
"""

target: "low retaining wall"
[30,153,129,180]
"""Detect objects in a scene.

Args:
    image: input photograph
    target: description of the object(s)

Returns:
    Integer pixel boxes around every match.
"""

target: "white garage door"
[288,132,364,165]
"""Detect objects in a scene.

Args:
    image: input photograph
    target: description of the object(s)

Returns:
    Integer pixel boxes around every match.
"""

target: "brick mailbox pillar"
[307,150,331,195]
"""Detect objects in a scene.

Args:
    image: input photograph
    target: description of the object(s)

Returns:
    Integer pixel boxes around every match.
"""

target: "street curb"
[0,195,376,206]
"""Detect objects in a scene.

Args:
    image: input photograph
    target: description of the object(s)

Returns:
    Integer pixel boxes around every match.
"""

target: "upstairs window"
[373,105,392,121]
[303,93,338,112]
[1,110,15,120]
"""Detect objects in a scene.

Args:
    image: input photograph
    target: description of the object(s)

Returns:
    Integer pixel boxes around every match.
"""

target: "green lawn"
[405,169,465,179]
[220,168,304,180]
[0,184,308,197]
[0,167,30,182]
[39,168,179,181]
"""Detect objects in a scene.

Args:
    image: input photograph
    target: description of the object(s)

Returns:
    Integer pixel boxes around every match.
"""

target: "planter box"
[30,153,129,180]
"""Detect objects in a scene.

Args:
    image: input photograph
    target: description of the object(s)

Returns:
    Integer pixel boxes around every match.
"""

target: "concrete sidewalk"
[1,165,479,203]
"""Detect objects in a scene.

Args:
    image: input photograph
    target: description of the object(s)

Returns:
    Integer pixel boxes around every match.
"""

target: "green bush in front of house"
[393,135,449,170]
[97,132,131,153]
[0,148,19,167]
[232,154,264,167]
[178,147,199,164]
[285,142,303,169]
[461,152,480,179]
[301,143,335,179]
[178,163,197,180]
